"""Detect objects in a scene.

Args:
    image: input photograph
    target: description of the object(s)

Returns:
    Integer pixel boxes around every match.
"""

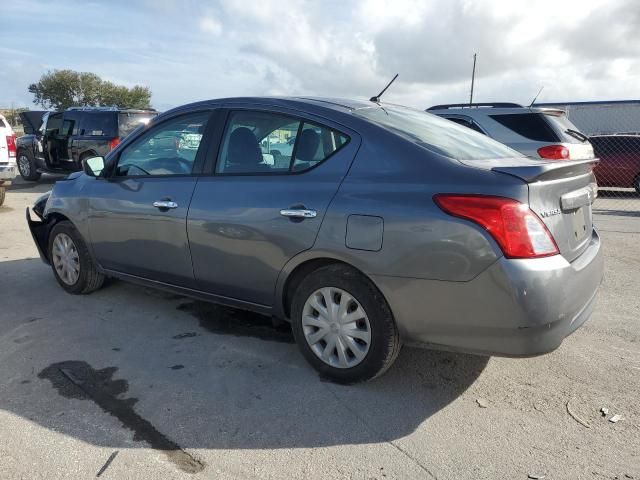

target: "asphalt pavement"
[0,176,638,479]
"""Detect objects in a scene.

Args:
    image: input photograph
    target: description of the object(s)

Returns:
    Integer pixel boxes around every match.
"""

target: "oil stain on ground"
[177,301,294,344]
[38,361,204,474]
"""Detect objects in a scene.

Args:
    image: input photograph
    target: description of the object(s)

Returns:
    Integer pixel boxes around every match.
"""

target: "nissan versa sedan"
[26,97,603,383]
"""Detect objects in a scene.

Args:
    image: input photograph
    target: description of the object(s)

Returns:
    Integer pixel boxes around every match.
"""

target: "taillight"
[433,194,559,259]
[109,137,120,150]
[6,133,16,158]
[537,145,569,160]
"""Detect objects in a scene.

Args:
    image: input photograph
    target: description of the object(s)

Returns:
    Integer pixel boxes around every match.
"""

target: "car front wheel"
[291,264,401,384]
[48,221,104,294]
[17,150,41,181]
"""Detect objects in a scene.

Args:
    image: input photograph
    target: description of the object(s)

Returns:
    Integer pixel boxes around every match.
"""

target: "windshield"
[355,105,521,160]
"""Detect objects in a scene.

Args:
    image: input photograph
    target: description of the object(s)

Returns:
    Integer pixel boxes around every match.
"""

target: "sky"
[1,0,638,111]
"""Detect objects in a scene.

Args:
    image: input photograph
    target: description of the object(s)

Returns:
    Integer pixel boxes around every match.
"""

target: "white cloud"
[0,0,638,110]
[199,15,222,36]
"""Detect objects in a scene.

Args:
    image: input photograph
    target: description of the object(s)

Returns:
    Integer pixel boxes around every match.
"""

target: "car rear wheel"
[634,175,640,195]
[291,264,401,384]
[0,187,5,206]
[17,150,41,181]
[48,221,104,294]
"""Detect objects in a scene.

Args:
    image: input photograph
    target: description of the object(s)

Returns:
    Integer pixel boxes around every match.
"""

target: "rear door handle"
[153,200,178,209]
[280,208,317,219]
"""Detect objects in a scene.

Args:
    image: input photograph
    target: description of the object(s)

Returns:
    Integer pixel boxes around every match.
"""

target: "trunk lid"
[462,157,598,262]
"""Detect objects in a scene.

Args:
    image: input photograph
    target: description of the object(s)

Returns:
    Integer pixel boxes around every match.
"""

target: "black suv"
[16,107,157,181]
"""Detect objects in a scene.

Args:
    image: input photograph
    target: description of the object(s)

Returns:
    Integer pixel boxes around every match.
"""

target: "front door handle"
[280,208,317,219]
[153,200,178,209]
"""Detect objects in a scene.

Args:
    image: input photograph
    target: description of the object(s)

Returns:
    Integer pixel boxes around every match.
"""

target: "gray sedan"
[27,97,603,383]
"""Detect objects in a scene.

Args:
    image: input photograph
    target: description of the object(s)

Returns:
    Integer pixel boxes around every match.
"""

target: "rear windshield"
[489,113,560,142]
[545,114,589,144]
[80,112,117,137]
[355,105,520,160]
[119,112,157,137]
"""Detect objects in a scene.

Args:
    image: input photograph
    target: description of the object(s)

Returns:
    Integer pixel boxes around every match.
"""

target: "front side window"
[216,110,349,174]
[115,112,209,177]
[46,113,63,136]
[61,112,82,136]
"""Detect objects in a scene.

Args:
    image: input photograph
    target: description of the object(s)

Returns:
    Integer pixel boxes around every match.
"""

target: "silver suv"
[428,103,594,161]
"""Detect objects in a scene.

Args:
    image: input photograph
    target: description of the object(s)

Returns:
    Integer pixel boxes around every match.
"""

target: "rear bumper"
[0,165,16,183]
[373,229,604,356]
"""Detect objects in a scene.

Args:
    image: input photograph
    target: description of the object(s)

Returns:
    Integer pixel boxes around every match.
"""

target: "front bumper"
[373,229,604,357]
[26,208,51,264]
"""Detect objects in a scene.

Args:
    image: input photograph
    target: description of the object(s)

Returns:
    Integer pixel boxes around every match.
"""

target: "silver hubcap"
[52,233,80,285]
[18,155,30,176]
[302,287,371,369]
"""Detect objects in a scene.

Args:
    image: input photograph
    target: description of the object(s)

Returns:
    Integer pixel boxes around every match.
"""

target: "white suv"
[428,103,595,161]
[0,114,17,206]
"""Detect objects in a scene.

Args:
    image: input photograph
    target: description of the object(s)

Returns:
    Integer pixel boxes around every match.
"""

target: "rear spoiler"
[19,111,47,134]
[491,158,599,183]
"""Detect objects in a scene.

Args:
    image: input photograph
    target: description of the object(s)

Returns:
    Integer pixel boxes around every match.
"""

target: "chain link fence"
[538,101,640,216]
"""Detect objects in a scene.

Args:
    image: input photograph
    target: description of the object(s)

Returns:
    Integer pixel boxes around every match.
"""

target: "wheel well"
[47,212,71,225]
[282,258,370,318]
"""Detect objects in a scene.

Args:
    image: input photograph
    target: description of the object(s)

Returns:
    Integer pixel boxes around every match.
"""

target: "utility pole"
[469,53,477,106]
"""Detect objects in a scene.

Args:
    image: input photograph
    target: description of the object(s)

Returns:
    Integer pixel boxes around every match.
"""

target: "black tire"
[17,150,41,181]
[290,264,401,384]
[48,221,104,294]
[634,175,640,195]
[0,187,5,206]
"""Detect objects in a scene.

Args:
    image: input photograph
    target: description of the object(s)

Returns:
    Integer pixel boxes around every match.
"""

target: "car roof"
[165,96,380,116]
[65,107,157,114]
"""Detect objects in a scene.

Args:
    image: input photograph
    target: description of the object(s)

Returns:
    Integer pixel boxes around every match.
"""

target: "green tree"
[28,70,152,110]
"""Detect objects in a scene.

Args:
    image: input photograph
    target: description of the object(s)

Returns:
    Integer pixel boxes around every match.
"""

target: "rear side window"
[356,106,519,160]
[118,112,156,138]
[216,110,349,174]
[79,112,117,137]
[0,118,7,128]
[489,113,559,142]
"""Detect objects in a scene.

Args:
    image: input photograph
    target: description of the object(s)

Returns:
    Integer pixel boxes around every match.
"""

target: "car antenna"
[370,74,399,103]
[529,86,544,108]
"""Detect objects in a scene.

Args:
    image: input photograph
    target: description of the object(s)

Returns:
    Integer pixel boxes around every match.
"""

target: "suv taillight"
[6,133,16,158]
[109,137,120,150]
[537,145,569,160]
[433,194,559,259]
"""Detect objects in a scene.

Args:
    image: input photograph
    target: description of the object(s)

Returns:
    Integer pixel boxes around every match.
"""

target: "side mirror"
[82,156,105,177]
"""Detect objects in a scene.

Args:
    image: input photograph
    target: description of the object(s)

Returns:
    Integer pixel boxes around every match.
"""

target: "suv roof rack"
[427,102,523,111]
[65,106,157,112]
[66,106,120,111]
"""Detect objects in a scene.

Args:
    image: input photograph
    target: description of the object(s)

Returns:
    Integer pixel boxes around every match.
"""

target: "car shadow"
[0,257,488,472]
[8,175,60,193]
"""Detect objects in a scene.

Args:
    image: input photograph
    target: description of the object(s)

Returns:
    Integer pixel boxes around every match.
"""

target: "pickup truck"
[0,113,17,206]
[16,107,157,181]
